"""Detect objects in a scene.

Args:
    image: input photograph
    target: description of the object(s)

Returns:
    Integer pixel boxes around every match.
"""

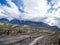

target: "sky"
[0,0,60,28]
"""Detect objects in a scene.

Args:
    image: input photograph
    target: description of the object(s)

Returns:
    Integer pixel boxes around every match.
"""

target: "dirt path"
[28,36,44,45]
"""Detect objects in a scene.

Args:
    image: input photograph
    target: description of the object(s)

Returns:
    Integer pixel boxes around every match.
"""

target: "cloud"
[0,0,60,28]
[23,0,50,21]
[51,0,60,8]
[23,0,60,28]
[0,0,22,21]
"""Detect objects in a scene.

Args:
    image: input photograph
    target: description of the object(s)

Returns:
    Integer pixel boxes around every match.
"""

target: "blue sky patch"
[0,0,10,7]
[12,0,24,13]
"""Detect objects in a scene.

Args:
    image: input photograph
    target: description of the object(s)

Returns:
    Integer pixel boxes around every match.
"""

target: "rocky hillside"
[34,32,60,45]
[0,22,60,45]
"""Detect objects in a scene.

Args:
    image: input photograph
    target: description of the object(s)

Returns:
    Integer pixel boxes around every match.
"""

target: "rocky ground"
[0,32,51,45]
[0,32,59,45]
[0,23,60,45]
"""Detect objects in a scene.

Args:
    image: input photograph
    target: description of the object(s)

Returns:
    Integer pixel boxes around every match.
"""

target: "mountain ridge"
[0,18,60,31]
[0,18,49,26]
